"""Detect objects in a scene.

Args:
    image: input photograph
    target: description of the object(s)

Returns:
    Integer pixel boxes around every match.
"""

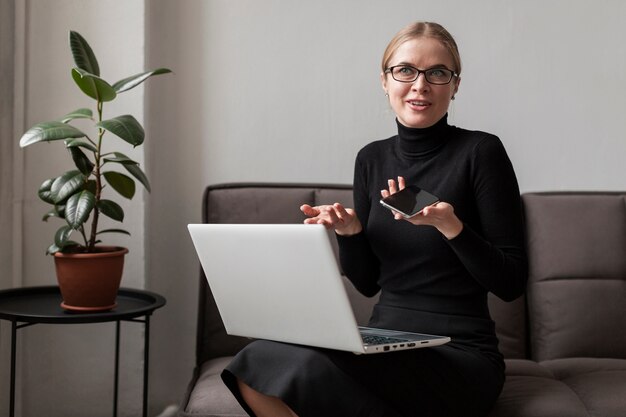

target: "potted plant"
[19,30,171,311]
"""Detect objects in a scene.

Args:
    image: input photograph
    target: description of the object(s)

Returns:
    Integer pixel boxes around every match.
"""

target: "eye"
[397,66,416,76]
[427,68,447,78]
[391,66,418,81]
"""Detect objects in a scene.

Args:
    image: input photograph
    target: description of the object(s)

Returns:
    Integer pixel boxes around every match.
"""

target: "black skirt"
[222,305,504,417]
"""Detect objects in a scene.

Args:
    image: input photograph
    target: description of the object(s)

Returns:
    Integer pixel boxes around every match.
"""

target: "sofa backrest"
[522,192,626,361]
[196,183,527,365]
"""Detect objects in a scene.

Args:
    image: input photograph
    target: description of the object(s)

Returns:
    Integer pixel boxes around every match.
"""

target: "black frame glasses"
[385,65,458,85]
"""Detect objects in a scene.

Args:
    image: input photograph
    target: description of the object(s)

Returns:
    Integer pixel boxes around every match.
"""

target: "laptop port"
[407,343,416,347]
[384,346,390,351]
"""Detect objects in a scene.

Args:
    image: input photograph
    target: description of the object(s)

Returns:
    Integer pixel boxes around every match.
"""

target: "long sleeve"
[446,137,527,301]
[337,156,381,297]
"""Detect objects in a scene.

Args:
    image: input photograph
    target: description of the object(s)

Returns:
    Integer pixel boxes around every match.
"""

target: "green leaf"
[47,241,81,255]
[113,68,172,93]
[96,115,144,146]
[85,180,97,195]
[46,243,62,255]
[19,121,86,147]
[97,199,124,222]
[42,209,56,221]
[60,108,93,123]
[56,204,67,218]
[65,139,97,153]
[52,225,82,252]
[71,68,116,102]
[65,190,95,229]
[123,163,151,192]
[69,31,100,76]
[50,170,86,203]
[103,152,138,165]
[102,152,150,191]
[103,171,135,199]
[38,178,56,204]
[68,146,94,176]
[42,207,64,221]
[54,225,74,247]
[97,228,131,236]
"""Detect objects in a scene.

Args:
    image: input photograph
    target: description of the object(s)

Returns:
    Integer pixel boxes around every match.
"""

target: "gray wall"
[4,0,626,416]
[146,0,626,412]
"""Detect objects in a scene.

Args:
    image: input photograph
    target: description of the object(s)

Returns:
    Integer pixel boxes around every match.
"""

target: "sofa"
[179,183,626,417]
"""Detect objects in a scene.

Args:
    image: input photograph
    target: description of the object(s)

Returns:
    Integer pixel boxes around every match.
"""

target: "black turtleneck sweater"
[337,115,527,358]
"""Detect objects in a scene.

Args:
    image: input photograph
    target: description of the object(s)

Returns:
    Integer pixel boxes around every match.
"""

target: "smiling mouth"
[408,100,430,108]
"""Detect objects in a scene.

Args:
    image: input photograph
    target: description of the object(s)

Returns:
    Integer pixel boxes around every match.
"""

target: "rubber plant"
[19,30,171,254]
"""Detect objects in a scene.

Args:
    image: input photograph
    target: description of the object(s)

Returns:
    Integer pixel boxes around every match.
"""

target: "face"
[381,37,460,129]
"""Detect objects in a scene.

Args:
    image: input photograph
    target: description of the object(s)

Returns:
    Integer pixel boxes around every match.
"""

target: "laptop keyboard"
[361,334,408,345]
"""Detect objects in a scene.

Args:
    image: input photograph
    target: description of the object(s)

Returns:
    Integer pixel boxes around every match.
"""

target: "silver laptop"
[187,223,450,354]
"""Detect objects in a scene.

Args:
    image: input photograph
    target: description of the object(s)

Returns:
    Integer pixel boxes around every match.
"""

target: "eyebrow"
[392,62,451,70]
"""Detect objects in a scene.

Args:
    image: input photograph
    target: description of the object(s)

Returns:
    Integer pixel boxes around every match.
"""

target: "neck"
[396,115,449,159]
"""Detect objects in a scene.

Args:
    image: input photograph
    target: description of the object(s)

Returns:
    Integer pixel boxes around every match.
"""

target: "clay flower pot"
[54,246,128,312]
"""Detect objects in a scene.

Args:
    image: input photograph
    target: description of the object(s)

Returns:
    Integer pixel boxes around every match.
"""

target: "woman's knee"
[237,378,298,417]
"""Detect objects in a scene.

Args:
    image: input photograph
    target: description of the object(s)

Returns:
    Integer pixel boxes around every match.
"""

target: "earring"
[451,95,455,100]
[385,92,389,97]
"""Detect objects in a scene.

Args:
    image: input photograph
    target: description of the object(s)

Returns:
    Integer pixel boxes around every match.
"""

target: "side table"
[0,286,166,417]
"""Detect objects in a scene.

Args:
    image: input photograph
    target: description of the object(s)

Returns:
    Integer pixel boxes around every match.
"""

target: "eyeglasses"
[385,65,458,85]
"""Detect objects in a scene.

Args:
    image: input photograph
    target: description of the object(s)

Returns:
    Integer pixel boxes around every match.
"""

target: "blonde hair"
[381,22,461,75]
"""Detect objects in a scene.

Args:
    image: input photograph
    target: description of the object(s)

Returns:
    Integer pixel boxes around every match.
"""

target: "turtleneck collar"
[396,114,450,159]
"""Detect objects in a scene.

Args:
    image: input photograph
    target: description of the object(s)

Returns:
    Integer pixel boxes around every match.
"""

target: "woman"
[222,21,527,417]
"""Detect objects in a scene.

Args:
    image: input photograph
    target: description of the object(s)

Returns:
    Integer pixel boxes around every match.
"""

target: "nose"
[411,73,429,92]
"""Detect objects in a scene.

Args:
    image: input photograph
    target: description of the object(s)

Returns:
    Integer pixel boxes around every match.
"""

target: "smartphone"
[379,185,440,218]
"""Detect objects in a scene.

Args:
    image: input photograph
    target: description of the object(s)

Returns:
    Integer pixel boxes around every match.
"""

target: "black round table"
[0,286,166,417]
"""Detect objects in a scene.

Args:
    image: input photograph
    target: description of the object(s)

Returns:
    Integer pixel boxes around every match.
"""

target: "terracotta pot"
[54,246,129,312]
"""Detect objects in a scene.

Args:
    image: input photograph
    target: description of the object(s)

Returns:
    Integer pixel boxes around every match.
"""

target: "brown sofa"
[179,183,626,417]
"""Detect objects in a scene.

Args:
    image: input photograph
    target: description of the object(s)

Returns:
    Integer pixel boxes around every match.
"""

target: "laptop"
[187,223,450,354]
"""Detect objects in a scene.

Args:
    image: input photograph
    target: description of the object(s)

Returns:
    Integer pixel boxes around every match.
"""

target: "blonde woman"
[223,21,527,417]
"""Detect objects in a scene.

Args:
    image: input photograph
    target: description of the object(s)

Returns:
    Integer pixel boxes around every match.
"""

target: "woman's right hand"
[300,203,362,236]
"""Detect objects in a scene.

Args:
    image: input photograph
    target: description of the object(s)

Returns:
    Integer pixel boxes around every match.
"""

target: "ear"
[452,76,461,99]
[381,72,388,95]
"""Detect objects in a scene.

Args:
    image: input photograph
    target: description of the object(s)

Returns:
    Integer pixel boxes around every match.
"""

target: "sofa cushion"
[180,356,246,417]
[488,358,626,417]
[523,193,626,361]
[542,358,626,417]
[488,372,589,417]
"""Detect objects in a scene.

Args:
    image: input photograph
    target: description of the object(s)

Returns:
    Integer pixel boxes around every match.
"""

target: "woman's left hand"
[382,176,464,240]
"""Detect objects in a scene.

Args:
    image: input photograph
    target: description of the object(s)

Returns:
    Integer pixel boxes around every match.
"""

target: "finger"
[300,204,318,216]
[322,206,341,224]
[398,176,406,190]
[333,203,353,223]
[387,179,398,194]
[333,203,345,219]
[381,189,390,198]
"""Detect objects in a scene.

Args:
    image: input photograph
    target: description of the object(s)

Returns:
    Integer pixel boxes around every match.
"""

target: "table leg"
[10,321,16,417]
[142,315,151,417]
[114,320,121,417]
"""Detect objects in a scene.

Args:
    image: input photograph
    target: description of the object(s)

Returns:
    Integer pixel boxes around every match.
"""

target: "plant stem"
[88,100,104,251]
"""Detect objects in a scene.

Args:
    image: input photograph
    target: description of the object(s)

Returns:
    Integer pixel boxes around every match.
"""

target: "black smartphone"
[379,185,440,218]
